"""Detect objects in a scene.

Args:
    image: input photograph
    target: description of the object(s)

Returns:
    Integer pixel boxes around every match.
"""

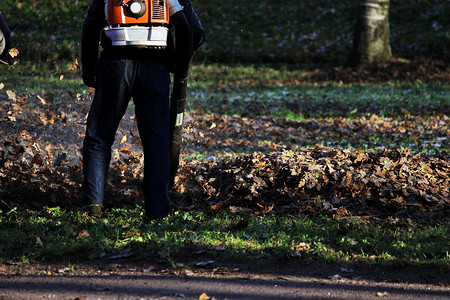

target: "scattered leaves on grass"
[183,112,449,157]
[0,70,448,226]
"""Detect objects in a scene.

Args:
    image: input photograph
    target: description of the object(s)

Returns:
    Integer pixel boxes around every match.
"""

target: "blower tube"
[169,77,187,189]
[168,1,205,189]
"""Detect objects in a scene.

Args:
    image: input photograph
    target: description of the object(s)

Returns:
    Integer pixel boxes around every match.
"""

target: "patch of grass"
[0,63,91,105]
[2,64,448,158]
[188,65,449,118]
[185,65,449,156]
[4,63,448,118]
[0,205,448,267]
[0,63,85,94]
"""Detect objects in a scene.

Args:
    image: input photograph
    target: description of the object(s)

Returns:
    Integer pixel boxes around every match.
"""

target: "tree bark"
[348,0,392,67]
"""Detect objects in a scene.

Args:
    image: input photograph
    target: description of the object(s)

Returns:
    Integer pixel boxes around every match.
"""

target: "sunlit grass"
[2,63,448,119]
[0,63,86,96]
[0,205,448,267]
[187,70,449,118]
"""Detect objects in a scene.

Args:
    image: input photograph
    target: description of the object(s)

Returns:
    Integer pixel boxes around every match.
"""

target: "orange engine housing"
[104,0,170,47]
[106,0,169,26]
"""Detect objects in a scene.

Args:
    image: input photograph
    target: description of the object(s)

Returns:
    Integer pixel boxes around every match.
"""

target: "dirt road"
[0,259,448,299]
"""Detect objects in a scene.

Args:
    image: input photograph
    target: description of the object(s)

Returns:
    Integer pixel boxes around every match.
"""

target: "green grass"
[1,205,448,267]
[185,64,449,157]
[3,63,447,118]
[1,64,448,159]
[187,73,449,118]
[0,63,85,93]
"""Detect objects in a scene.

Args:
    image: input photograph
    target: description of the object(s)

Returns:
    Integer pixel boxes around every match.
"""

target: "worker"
[80,0,203,219]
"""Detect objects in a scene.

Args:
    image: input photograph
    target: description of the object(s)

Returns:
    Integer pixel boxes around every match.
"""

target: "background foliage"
[0,0,449,63]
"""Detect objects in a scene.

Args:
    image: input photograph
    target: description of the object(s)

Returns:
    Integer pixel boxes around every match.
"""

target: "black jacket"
[178,0,205,51]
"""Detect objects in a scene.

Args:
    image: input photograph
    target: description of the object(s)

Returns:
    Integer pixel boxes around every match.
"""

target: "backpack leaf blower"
[103,0,183,48]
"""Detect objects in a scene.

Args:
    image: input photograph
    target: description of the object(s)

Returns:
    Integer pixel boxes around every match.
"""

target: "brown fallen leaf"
[6,90,16,101]
[199,293,215,300]
[68,59,79,70]
[9,48,19,58]
[37,95,47,105]
[78,230,90,238]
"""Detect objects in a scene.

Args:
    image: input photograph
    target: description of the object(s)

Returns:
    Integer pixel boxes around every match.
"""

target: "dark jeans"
[83,59,171,219]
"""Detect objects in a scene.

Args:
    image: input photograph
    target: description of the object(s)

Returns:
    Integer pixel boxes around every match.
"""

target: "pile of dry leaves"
[174,147,449,223]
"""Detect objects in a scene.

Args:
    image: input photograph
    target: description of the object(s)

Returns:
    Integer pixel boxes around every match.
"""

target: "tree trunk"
[348,0,392,67]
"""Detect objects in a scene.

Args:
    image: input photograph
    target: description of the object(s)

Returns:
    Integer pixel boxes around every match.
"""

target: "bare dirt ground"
[1,255,450,300]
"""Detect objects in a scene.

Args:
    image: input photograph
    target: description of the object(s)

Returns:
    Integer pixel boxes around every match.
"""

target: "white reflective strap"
[175,112,184,127]
[168,0,183,16]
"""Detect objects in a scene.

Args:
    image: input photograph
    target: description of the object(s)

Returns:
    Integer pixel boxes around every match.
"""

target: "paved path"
[1,270,449,299]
